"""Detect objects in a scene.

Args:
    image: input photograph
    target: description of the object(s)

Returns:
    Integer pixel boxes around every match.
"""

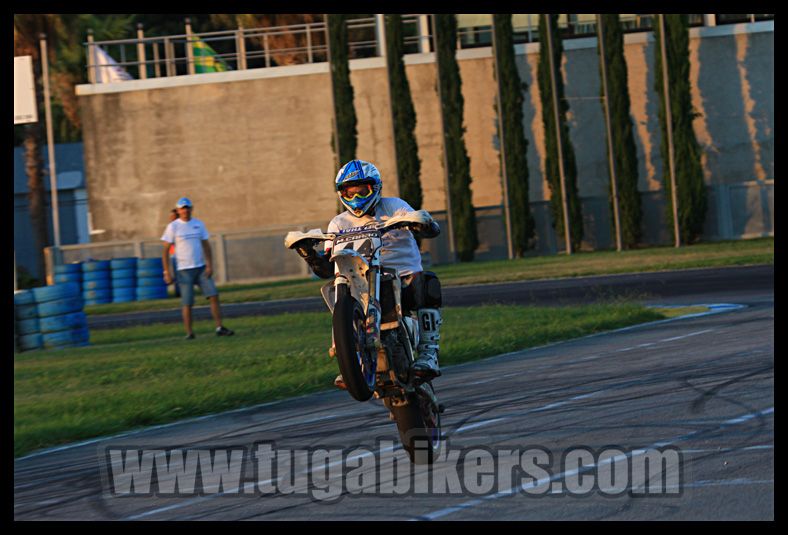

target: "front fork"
[365,266,382,352]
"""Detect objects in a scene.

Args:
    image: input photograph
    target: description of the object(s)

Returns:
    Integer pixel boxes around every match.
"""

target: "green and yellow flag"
[192,36,231,73]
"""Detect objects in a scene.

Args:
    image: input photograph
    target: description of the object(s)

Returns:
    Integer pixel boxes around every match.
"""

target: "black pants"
[401,271,442,316]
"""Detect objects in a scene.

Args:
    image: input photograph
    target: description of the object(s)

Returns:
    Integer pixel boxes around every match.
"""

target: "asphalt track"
[87,264,773,329]
[14,266,773,520]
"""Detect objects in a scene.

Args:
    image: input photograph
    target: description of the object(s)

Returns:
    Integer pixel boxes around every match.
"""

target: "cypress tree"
[327,14,357,166]
[598,14,642,248]
[493,14,535,257]
[433,14,478,261]
[654,14,706,244]
[384,14,422,209]
[537,14,583,252]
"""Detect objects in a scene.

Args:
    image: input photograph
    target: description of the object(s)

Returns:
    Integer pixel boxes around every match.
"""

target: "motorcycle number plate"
[333,231,381,256]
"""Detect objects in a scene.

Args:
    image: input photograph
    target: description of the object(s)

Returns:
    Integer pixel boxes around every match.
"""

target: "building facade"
[74,15,773,268]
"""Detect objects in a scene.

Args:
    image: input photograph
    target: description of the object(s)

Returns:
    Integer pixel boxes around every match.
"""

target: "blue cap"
[176,197,193,208]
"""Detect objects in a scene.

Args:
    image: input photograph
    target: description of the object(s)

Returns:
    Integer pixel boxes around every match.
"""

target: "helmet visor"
[339,183,373,201]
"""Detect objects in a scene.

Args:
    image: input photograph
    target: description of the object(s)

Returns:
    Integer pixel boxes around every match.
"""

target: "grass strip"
[82,238,772,316]
[15,303,699,457]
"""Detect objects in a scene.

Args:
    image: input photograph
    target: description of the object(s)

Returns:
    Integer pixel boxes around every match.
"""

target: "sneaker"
[185,333,195,340]
[334,374,347,390]
[216,326,234,336]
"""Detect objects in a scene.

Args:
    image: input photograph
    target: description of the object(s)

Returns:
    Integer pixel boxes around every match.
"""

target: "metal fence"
[84,14,774,83]
[45,181,773,286]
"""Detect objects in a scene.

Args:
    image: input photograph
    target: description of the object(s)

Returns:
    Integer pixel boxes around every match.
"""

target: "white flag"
[93,46,133,83]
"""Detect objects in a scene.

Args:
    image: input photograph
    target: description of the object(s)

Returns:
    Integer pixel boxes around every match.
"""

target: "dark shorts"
[176,266,218,306]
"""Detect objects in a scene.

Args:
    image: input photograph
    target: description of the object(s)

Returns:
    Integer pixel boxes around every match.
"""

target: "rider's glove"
[408,221,440,239]
[294,239,319,259]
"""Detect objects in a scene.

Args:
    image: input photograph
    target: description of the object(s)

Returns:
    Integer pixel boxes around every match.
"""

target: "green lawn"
[82,237,773,316]
[14,302,693,457]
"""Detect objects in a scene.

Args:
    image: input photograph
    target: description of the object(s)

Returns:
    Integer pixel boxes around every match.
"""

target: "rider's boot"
[412,308,442,377]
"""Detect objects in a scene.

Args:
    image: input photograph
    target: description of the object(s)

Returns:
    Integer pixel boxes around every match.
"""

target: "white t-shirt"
[326,197,425,277]
[161,217,210,270]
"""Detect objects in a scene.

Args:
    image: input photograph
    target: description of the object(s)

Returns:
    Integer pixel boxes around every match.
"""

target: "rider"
[294,159,444,387]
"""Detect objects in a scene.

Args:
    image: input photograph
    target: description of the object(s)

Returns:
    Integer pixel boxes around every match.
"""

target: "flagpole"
[40,33,61,248]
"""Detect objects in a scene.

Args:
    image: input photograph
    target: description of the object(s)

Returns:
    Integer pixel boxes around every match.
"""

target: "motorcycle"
[285,210,443,464]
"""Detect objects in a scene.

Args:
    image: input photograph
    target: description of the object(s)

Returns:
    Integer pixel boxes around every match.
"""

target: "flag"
[93,46,133,83]
[192,36,232,73]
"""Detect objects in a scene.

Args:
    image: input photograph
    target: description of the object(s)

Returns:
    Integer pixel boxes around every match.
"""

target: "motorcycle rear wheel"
[390,384,442,465]
[333,284,376,402]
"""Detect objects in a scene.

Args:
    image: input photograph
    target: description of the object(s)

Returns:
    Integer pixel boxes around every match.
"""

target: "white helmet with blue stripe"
[335,159,383,217]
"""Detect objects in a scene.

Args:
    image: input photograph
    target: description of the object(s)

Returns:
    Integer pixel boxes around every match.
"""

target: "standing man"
[168,208,181,298]
[162,197,234,339]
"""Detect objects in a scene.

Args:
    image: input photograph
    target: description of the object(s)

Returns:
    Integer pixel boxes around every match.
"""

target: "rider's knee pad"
[422,271,442,308]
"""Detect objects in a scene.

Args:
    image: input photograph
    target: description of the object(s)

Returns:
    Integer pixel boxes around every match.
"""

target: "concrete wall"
[77,21,773,249]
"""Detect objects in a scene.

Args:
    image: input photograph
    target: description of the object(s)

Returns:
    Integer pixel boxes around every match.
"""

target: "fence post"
[44,246,62,286]
[236,26,247,69]
[133,240,143,259]
[87,30,97,84]
[306,25,313,63]
[152,41,161,78]
[215,234,229,284]
[164,37,174,76]
[264,33,271,68]
[185,18,195,75]
[418,15,431,53]
[136,23,147,79]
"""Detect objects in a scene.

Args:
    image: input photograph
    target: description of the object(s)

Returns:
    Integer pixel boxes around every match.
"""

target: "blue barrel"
[39,311,87,334]
[16,291,39,352]
[82,261,111,305]
[111,268,137,280]
[137,268,164,278]
[54,263,82,275]
[82,260,111,272]
[83,279,112,290]
[137,277,166,287]
[136,286,169,301]
[54,272,83,285]
[138,258,163,270]
[37,297,83,318]
[112,287,137,303]
[33,283,80,304]
[18,283,89,352]
[16,317,40,335]
[42,327,90,349]
[15,302,38,320]
[83,289,112,302]
[135,258,167,301]
[18,333,43,352]
[110,257,138,270]
[14,289,35,306]
[83,271,112,282]
[110,258,137,303]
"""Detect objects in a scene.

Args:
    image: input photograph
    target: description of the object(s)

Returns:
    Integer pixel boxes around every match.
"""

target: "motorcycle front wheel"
[333,284,376,401]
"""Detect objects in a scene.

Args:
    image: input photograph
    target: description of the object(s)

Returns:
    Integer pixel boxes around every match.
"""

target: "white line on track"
[659,329,716,343]
[415,406,774,520]
[681,445,773,454]
[545,478,774,494]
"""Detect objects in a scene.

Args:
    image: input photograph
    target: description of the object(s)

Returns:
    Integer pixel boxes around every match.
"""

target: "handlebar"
[284,210,435,250]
